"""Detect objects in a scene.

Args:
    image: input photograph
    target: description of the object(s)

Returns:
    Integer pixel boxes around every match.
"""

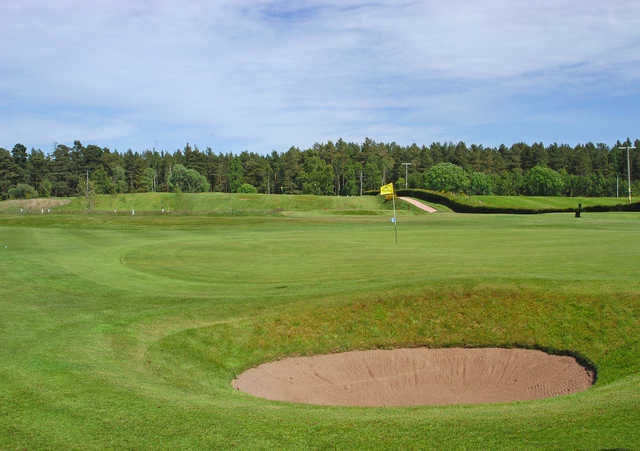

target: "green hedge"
[364,188,640,214]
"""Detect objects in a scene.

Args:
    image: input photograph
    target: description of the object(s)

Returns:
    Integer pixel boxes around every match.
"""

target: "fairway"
[1,210,639,448]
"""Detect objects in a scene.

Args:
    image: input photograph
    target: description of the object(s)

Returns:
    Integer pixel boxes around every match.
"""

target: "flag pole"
[392,184,397,244]
[380,183,398,244]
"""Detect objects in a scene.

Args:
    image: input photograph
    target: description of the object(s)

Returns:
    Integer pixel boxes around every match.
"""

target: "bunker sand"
[233,347,594,406]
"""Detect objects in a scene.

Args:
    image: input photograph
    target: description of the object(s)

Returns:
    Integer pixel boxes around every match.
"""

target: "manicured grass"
[0,208,639,448]
[453,194,628,209]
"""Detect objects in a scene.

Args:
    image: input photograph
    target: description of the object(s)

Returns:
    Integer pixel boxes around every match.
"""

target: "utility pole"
[617,174,619,198]
[86,169,89,209]
[85,169,92,210]
[401,163,411,189]
[619,146,634,204]
[360,169,363,196]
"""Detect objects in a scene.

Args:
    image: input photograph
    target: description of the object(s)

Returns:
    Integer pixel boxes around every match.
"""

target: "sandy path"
[232,347,593,407]
[399,197,437,213]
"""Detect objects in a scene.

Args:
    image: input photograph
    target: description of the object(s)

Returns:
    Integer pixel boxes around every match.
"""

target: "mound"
[232,347,594,407]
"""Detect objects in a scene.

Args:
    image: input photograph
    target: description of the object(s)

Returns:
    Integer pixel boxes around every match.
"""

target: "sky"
[1,0,640,154]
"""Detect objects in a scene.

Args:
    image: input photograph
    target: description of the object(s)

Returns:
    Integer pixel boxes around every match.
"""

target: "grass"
[0,197,70,212]
[0,199,639,448]
[4,192,632,216]
[451,194,628,209]
[56,192,401,216]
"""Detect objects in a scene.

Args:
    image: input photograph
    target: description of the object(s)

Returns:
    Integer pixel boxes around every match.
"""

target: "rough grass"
[56,192,400,216]
[0,211,639,449]
[0,197,70,212]
[3,192,629,216]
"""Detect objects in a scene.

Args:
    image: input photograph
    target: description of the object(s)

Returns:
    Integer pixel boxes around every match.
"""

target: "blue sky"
[1,0,640,154]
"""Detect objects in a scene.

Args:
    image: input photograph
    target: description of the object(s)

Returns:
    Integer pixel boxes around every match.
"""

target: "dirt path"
[232,347,593,407]
[399,197,437,213]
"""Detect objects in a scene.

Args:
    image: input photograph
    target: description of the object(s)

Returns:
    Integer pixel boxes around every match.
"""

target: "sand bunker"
[232,347,594,406]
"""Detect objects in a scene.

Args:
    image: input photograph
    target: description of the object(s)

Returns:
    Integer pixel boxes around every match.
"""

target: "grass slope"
[0,211,639,448]
[56,192,400,216]
[455,194,629,209]
[3,192,632,216]
[0,198,70,212]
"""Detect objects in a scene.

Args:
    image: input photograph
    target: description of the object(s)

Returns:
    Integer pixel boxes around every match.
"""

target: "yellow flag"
[380,183,394,195]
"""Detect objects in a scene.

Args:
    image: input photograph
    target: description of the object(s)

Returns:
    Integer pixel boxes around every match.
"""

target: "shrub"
[39,179,53,197]
[168,164,209,193]
[8,183,38,199]
[470,172,493,195]
[525,165,564,196]
[424,163,470,193]
[237,183,257,193]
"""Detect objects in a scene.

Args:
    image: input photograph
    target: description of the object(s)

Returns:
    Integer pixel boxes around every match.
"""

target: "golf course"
[1,194,639,449]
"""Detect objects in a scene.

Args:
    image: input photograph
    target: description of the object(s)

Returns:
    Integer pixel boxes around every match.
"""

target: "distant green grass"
[451,194,628,209]
[1,212,639,448]
[53,192,408,216]
[1,193,630,216]
[72,192,632,214]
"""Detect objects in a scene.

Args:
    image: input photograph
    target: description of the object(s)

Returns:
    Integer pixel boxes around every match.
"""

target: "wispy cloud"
[1,0,640,153]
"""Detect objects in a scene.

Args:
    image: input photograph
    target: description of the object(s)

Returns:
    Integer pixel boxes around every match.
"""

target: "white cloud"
[1,0,640,152]
[0,114,136,149]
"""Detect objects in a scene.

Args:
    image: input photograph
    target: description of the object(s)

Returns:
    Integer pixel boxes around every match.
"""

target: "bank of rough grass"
[151,285,638,385]
[0,212,639,449]
[56,192,398,216]
[2,192,632,216]
[0,197,71,212]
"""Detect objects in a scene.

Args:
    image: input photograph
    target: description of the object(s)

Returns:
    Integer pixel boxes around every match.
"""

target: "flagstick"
[392,188,398,244]
[380,183,398,244]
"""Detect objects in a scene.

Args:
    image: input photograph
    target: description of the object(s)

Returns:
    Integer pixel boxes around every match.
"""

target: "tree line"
[1,138,639,200]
